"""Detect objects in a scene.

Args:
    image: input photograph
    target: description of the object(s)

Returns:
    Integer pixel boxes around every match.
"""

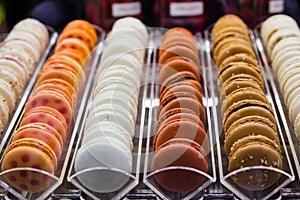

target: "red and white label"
[112,2,141,17]
[269,0,284,14]
[170,1,204,17]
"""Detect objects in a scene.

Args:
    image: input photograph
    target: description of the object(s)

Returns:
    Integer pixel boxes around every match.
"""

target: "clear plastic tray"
[66,28,150,200]
[253,25,300,182]
[203,26,295,200]
[0,26,58,147]
[0,26,106,200]
[142,28,216,200]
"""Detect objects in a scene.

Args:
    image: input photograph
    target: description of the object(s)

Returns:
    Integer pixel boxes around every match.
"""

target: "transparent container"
[143,28,216,200]
[0,26,57,148]
[203,26,295,200]
[0,26,106,200]
[253,24,300,182]
[66,28,151,200]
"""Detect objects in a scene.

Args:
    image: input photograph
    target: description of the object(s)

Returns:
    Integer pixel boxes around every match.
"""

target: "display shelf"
[0,26,106,200]
[203,26,295,200]
[142,28,216,200]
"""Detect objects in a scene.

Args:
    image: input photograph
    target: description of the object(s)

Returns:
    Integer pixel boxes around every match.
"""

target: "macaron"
[221,87,270,114]
[158,45,200,66]
[25,89,73,124]
[20,106,68,142]
[215,43,255,67]
[228,135,282,191]
[224,115,279,155]
[223,99,276,132]
[157,93,206,123]
[160,82,203,105]
[11,122,63,159]
[159,56,200,83]
[82,121,133,150]
[1,138,57,193]
[160,71,202,96]
[220,74,264,100]
[156,110,205,133]
[219,62,264,87]
[211,14,248,40]
[154,117,209,151]
[74,135,132,193]
[151,138,208,193]
[219,53,259,72]
[294,113,300,141]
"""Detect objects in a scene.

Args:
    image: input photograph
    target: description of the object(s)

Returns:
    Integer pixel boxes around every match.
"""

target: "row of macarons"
[1,19,98,193]
[211,14,282,191]
[151,27,209,193]
[261,15,300,143]
[0,18,49,134]
[74,17,148,193]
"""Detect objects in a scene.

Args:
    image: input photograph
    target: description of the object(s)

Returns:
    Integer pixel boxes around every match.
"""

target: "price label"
[269,0,284,14]
[112,2,141,17]
[170,1,204,17]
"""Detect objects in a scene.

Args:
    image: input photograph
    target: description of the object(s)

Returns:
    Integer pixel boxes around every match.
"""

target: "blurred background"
[0,0,299,33]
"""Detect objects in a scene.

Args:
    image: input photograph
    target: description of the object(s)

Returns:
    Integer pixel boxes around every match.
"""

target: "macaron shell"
[20,107,67,142]
[151,138,208,193]
[228,135,282,191]
[223,100,276,132]
[12,123,63,159]
[224,116,279,155]
[154,119,209,151]
[159,57,200,83]
[158,45,200,66]
[2,138,56,193]
[74,136,132,193]
[222,87,269,114]
[25,91,73,124]
[158,97,206,123]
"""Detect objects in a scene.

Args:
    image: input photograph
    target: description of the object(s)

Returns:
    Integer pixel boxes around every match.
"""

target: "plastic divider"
[0,26,106,200]
[143,28,216,200]
[204,25,295,200]
[66,28,153,200]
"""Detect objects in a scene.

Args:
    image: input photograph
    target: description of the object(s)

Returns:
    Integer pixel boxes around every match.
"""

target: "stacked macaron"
[151,27,209,193]
[0,18,49,133]
[260,14,300,141]
[212,14,282,191]
[74,17,147,193]
[1,20,98,193]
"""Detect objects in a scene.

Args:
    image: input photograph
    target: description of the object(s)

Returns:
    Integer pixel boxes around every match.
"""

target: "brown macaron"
[218,62,264,86]
[219,53,259,72]
[223,99,276,132]
[221,87,270,114]
[220,74,265,100]
[157,93,206,123]
[160,71,202,96]
[160,82,203,105]
[224,115,279,155]
[215,44,255,67]
[228,135,282,191]
[151,138,208,193]
[159,45,200,66]
[156,111,205,133]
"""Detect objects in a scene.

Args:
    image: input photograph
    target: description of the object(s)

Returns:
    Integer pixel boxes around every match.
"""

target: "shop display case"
[1,16,300,199]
